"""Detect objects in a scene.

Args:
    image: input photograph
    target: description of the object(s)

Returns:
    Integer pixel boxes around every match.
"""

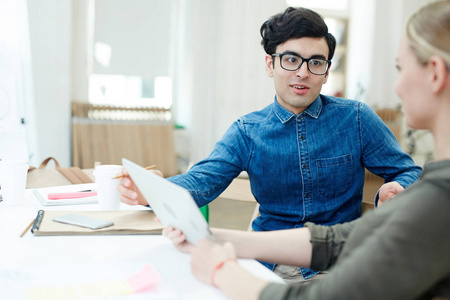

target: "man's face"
[266,37,330,114]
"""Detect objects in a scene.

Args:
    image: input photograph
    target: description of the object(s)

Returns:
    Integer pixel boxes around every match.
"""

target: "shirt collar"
[273,95,323,124]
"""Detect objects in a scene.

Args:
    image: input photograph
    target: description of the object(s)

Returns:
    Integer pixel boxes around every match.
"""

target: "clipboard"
[31,210,164,236]
[122,158,212,245]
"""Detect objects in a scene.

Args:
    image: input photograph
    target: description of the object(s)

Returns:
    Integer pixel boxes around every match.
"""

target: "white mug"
[93,165,123,210]
[0,160,29,206]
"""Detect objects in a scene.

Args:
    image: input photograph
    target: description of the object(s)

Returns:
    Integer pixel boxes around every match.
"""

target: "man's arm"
[117,120,251,207]
[359,103,422,204]
[168,120,252,207]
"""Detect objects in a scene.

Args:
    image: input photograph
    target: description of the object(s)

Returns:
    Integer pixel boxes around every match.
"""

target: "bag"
[26,157,94,189]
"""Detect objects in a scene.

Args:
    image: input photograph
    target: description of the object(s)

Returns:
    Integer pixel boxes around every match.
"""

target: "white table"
[0,185,284,300]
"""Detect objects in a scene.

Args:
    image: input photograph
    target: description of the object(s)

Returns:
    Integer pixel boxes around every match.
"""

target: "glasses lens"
[308,59,328,75]
[280,54,301,71]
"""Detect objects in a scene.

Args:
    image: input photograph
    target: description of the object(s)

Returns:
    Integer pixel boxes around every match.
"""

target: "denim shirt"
[168,95,422,278]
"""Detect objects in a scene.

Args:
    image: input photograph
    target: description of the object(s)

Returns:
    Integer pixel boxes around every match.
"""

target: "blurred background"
[0,0,436,173]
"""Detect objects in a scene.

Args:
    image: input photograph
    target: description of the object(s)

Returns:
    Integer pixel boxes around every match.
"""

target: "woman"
[164,1,450,299]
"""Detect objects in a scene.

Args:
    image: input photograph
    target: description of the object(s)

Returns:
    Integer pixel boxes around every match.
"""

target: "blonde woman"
[164,1,450,299]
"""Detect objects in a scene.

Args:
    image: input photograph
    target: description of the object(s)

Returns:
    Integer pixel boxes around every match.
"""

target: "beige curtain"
[72,102,178,177]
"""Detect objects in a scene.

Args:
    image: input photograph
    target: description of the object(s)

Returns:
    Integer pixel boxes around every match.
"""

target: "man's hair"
[260,7,336,60]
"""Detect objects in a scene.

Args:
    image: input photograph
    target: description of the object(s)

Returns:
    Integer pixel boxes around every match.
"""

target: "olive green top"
[261,160,450,300]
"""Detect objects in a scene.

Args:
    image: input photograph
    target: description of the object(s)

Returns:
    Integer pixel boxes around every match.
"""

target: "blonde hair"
[406,0,450,67]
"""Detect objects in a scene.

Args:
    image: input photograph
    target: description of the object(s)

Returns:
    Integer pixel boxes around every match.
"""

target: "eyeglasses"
[272,53,331,75]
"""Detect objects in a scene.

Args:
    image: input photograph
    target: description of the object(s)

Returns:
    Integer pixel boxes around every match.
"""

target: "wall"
[24,0,438,168]
[27,0,72,167]
[346,0,438,108]
[71,0,90,103]
[345,0,375,102]
[173,0,285,163]
[0,0,37,163]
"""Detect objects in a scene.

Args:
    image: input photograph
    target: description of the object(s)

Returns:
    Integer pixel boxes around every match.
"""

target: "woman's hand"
[190,239,237,285]
[162,226,195,253]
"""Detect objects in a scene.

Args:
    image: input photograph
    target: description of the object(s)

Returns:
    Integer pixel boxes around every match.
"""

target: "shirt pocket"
[316,154,352,198]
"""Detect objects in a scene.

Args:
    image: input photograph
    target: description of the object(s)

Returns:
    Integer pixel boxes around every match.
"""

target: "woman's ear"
[265,54,274,77]
[428,55,448,94]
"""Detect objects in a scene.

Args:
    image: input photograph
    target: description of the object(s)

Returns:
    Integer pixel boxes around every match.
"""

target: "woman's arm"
[213,227,312,267]
[163,226,313,267]
[190,239,269,300]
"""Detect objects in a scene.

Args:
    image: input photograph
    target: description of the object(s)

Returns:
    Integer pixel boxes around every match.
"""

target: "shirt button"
[302,164,307,169]
[300,135,305,140]
[305,193,310,198]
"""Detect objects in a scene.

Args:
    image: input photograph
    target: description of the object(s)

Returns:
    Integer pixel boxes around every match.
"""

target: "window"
[87,0,174,109]
[286,0,348,11]
[286,0,349,98]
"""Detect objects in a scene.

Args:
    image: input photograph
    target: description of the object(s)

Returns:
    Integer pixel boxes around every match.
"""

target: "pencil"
[112,165,157,179]
[20,218,36,238]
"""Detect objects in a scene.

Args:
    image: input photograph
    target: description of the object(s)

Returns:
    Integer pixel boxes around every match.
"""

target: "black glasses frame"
[272,53,331,75]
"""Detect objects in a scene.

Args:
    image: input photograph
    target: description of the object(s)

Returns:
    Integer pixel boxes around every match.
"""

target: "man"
[118,7,422,281]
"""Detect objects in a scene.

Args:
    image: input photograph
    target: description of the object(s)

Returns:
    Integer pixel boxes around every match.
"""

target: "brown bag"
[26,157,94,189]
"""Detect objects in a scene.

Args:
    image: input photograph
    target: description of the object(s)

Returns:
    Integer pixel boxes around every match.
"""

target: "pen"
[112,165,157,179]
[20,218,36,238]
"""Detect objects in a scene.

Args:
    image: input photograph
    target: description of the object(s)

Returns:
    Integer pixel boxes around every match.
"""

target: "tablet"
[122,158,212,245]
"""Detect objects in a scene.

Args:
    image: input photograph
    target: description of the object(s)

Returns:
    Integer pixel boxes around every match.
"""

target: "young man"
[118,7,422,280]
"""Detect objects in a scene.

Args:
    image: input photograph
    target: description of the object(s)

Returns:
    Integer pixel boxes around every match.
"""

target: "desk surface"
[0,185,283,300]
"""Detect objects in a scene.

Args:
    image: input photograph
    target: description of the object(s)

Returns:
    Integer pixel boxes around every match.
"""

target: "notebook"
[122,158,212,245]
[32,183,98,206]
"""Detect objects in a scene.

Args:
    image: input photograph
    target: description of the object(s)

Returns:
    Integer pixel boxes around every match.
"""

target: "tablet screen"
[122,158,212,245]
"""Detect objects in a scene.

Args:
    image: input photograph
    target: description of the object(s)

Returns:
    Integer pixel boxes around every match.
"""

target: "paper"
[79,280,134,298]
[26,286,79,300]
[126,264,161,293]
[26,264,174,300]
[32,183,98,206]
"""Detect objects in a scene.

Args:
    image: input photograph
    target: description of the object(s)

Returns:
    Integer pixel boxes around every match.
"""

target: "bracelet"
[210,258,237,288]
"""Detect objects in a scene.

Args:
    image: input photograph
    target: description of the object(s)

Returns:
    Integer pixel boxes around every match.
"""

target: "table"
[0,185,284,300]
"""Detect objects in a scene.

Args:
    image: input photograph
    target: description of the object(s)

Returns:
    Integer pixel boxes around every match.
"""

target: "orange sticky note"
[126,264,161,293]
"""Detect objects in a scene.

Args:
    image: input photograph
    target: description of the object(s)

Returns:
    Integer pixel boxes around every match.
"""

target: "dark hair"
[260,7,336,60]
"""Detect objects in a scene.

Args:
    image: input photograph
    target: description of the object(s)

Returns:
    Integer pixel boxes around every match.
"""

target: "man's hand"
[162,226,195,253]
[116,168,163,206]
[378,181,404,205]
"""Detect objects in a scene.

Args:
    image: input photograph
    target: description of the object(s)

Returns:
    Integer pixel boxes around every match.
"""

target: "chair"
[199,205,209,223]
[217,177,259,231]
[185,163,209,223]
[362,107,403,214]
